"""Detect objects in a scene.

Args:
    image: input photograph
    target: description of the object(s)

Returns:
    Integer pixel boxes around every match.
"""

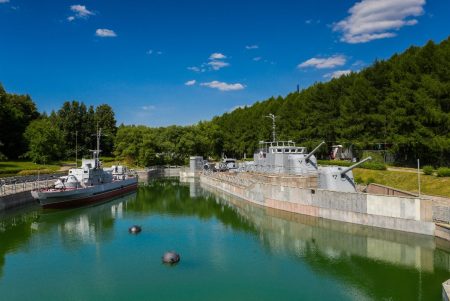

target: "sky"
[0,0,449,126]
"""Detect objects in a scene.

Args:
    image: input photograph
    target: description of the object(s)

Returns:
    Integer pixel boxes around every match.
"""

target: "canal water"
[0,178,449,300]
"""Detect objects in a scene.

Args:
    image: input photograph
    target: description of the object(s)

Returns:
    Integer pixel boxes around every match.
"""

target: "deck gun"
[340,156,372,176]
[305,141,326,163]
[318,156,373,193]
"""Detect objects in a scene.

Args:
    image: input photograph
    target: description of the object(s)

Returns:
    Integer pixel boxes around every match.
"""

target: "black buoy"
[128,225,142,234]
[162,251,180,264]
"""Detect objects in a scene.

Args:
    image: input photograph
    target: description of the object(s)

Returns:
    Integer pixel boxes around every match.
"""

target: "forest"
[0,37,449,167]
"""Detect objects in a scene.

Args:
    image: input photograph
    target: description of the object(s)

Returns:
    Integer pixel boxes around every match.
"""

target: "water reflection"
[199,182,450,301]
[0,179,449,301]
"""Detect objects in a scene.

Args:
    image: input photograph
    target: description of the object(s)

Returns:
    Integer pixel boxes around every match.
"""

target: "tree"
[95,104,117,156]
[24,118,65,163]
[0,84,39,159]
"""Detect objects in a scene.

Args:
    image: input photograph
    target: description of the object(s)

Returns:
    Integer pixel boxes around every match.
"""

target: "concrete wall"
[0,191,37,211]
[366,183,418,197]
[200,172,436,236]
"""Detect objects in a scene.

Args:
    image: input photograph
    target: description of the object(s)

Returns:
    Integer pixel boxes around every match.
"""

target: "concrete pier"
[200,172,436,236]
[0,179,56,211]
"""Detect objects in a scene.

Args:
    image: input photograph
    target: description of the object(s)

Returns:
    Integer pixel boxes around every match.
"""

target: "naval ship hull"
[31,178,138,209]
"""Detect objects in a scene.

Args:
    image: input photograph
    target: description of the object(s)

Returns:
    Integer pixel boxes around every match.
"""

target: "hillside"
[210,37,450,166]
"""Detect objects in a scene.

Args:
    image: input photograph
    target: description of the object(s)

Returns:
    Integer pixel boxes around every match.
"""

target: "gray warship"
[32,129,138,208]
[203,114,372,193]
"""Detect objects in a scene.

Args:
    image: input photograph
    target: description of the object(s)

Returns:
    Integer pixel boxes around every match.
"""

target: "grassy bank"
[0,161,60,177]
[353,168,450,198]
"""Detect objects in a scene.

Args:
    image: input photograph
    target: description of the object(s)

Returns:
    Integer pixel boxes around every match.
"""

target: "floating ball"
[128,225,142,234]
[162,251,180,264]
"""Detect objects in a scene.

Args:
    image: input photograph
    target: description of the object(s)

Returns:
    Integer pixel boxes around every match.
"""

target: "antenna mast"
[265,113,277,142]
[75,130,78,168]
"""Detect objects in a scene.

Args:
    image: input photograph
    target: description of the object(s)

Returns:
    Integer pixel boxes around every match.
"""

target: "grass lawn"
[353,168,450,198]
[0,161,61,177]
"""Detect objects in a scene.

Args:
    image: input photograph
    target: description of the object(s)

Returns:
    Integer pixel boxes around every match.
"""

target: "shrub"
[360,161,387,170]
[354,176,363,184]
[422,165,434,175]
[317,160,352,167]
[366,177,376,184]
[437,167,450,177]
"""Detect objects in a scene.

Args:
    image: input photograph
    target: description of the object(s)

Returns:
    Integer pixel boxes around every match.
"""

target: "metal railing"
[0,178,58,196]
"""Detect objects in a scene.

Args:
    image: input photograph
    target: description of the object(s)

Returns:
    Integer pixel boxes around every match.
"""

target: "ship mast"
[265,113,277,142]
[90,125,102,168]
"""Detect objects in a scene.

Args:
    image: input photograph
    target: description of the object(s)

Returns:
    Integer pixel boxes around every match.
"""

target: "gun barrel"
[340,156,372,175]
[305,141,326,162]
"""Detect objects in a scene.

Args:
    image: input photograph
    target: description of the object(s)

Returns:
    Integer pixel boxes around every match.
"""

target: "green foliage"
[317,160,352,167]
[437,167,450,177]
[366,177,376,184]
[360,161,387,170]
[423,165,434,175]
[317,159,386,170]
[0,83,39,159]
[0,161,60,175]
[24,118,65,163]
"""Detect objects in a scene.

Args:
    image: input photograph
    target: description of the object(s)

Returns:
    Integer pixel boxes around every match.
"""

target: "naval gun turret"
[304,141,326,163]
[318,157,372,192]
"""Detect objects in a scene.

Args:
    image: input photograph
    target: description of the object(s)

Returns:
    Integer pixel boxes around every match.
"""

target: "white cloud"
[324,70,352,79]
[185,80,196,86]
[298,55,346,69]
[245,45,259,50]
[200,81,245,91]
[333,0,425,44]
[253,57,262,61]
[208,60,229,70]
[0,0,10,3]
[141,105,156,111]
[70,4,94,17]
[305,19,312,24]
[68,4,94,21]
[209,53,227,60]
[187,66,201,72]
[146,49,153,55]
[95,28,117,38]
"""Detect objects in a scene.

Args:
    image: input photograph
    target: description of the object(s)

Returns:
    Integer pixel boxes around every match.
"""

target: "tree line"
[0,86,116,163]
[1,36,449,166]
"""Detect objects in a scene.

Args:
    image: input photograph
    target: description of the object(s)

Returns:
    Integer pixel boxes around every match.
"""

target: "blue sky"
[0,0,449,126]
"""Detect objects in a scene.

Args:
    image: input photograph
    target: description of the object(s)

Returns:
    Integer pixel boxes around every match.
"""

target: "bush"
[360,161,387,170]
[423,165,434,175]
[437,167,450,177]
[366,177,376,184]
[317,160,352,167]
[354,176,363,184]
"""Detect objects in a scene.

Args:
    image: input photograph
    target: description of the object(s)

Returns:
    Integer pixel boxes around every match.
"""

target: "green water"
[0,179,449,300]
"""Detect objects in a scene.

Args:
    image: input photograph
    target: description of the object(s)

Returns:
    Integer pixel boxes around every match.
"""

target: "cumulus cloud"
[209,53,227,60]
[324,70,352,79]
[200,81,245,91]
[0,0,10,3]
[333,0,426,43]
[245,45,259,50]
[298,55,346,69]
[68,4,94,21]
[185,80,196,86]
[95,28,117,37]
[253,57,262,61]
[208,60,229,70]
